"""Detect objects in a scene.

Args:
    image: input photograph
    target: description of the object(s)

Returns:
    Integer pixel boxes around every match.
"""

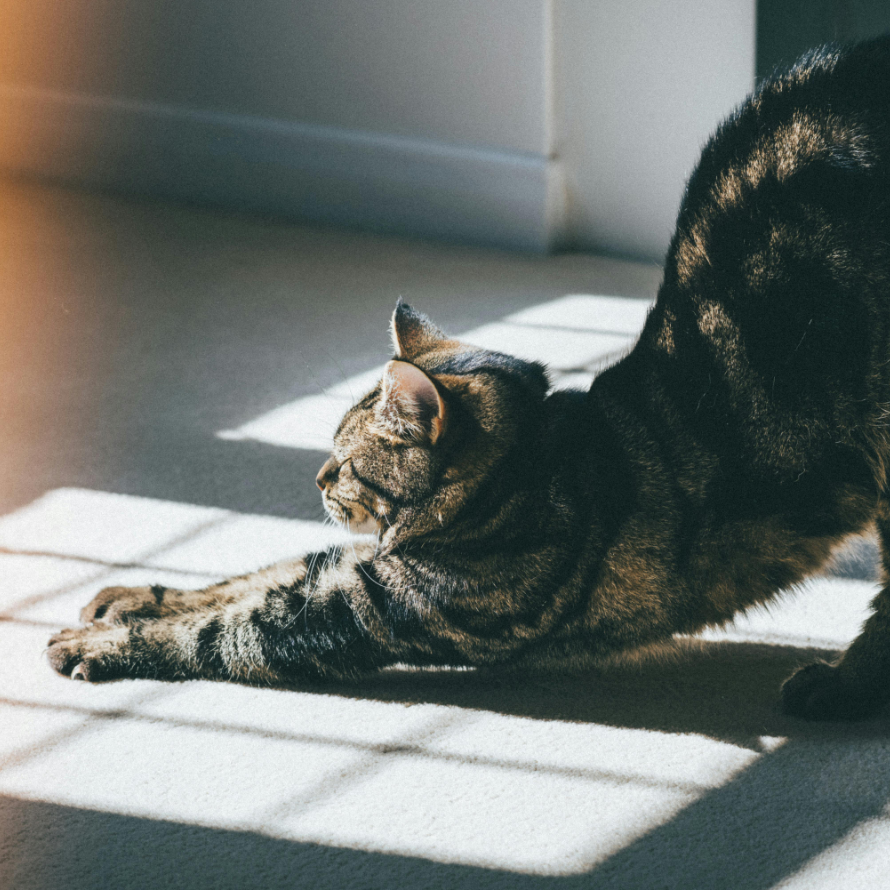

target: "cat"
[48,36,890,720]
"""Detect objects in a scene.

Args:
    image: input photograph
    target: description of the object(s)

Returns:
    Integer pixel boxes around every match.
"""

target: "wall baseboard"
[0,84,562,252]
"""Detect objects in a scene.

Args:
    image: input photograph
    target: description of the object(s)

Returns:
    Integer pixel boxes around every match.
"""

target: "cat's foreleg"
[78,584,226,625]
[76,558,311,625]
[782,507,890,720]
[46,545,393,684]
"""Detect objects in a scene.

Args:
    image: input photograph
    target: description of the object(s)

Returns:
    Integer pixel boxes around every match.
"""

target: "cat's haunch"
[48,37,890,721]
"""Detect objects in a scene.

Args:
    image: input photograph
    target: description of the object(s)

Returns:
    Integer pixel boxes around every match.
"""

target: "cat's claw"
[781,662,876,721]
[46,625,130,682]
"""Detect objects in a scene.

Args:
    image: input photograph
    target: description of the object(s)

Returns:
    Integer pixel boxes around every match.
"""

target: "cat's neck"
[561,347,714,542]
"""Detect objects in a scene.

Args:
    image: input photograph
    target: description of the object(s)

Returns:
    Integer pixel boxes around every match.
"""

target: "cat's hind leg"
[782,505,890,720]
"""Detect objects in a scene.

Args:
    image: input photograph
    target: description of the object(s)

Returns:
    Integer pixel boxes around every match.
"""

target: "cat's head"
[316,301,548,538]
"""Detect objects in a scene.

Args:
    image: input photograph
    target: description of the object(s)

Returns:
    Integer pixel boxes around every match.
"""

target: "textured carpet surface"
[1,178,888,890]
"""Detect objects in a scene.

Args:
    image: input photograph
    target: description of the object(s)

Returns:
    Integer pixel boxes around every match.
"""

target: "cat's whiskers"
[296,514,341,623]
[369,509,418,596]
[379,506,411,558]
[340,509,417,597]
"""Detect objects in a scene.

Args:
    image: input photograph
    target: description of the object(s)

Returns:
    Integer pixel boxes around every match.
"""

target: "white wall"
[0,1,755,260]
[554,0,756,260]
[0,0,549,155]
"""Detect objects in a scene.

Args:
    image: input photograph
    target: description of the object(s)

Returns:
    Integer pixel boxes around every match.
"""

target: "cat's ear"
[378,360,447,444]
[391,300,447,359]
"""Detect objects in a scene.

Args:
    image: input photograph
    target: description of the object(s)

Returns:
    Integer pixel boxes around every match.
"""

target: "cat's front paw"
[46,625,132,682]
[80,585,163,625]
[781,661,876,721]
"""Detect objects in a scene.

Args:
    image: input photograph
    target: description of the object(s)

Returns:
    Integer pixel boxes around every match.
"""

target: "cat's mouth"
[323,494,380,535]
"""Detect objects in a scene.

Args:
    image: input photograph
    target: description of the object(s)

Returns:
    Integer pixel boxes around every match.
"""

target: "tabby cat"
[48,38,890,720]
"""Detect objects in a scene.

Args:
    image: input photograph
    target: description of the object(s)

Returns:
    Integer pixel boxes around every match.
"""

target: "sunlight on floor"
[217,293,653,451]
[778,816,890,889]
[0,488,354,627]
[696,577,875,652]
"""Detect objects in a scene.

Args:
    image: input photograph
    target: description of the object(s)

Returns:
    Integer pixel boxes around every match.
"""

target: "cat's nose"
[316,457,339,491]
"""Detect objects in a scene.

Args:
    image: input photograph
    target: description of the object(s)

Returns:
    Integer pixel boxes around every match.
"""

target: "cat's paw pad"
[46,625,131,682]
[80,585,162,625]
[781,662,875,721]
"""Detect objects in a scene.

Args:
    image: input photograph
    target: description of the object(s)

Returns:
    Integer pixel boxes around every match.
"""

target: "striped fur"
[49,37,890,719]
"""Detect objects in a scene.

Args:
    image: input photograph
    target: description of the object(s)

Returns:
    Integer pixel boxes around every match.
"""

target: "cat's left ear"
[391,300,448,359]
[378,360,447,444]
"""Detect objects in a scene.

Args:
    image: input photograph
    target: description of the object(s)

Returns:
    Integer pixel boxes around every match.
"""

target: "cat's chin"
[324,502,380,535]
[346,516,381,535]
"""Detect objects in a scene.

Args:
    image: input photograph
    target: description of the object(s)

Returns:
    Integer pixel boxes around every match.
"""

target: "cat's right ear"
[391,300,449,359]
[377,360,447,444]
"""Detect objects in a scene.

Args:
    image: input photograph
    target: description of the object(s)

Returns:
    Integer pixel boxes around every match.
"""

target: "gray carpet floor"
[1,177,888,890]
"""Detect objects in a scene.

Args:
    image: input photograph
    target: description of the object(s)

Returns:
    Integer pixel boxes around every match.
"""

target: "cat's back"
[669,36,890,291]
[687,37,890,212]
[632,37,890,488]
